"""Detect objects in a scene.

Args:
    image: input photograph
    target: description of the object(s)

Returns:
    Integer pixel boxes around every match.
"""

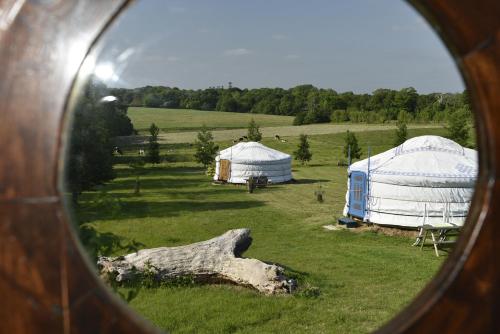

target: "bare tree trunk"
[98,229,294,294]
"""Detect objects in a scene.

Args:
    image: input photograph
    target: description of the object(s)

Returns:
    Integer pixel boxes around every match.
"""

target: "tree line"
[110,84,472,125]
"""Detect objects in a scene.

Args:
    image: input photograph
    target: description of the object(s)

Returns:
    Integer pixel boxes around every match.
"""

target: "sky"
[91,0,465,94]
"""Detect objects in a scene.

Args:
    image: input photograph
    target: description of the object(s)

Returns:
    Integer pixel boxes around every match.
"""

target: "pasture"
[74,111,451,333]
[125,107,442,144]
[128,107,294,133]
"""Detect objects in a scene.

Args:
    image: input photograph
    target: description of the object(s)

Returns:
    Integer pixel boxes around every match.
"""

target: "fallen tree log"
[97,228,295,294]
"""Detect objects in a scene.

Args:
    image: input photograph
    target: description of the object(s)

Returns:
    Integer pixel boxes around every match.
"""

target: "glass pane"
[63,1,477,333]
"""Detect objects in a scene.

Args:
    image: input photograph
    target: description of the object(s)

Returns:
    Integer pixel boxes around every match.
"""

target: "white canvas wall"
[214,142,292,184]
[343,136,478,228]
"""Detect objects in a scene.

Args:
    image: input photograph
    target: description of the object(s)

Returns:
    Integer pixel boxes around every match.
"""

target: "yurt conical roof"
[344,136,478,228]
[217,142,291,164]
[214,142,293,184]
[349,135,477,187]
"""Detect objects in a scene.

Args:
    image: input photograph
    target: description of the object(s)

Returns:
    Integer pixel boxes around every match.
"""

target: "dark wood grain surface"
[376,1,500,332]
[0,0,498,333]
[0,1,158,333]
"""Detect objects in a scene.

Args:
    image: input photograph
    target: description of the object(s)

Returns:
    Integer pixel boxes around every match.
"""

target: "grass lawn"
[154,123,442,144]
[128,107,294,133]
[74,126,449,333]
[124,106,443,145]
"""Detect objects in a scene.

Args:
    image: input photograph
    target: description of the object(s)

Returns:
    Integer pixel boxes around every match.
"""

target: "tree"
[293,112,306,125]
[147,123,161,164]
[331,110,349,123]
[303,107,331,124]
[247,118,262,141]
[343,130,362,160]
[394,110,408,146]
[216,91,239,112]
[461,89,471,111]
[194,125,219,167]
[395,87,418,114]
[294,134,312,164]
[144,93,162,107]
[66,78,125,203]
[100,100,134,137]
[447,108,470,147]
[278,94,295,115]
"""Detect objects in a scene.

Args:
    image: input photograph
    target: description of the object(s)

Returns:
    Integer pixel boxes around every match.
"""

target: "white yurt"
[343,135,478,228]
[213,142,292,184]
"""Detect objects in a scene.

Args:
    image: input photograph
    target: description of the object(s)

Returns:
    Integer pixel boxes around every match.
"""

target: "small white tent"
[343,136,477,228]
[214,142,292,184]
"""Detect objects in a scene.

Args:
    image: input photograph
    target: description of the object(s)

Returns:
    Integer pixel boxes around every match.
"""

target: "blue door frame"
[348,171,367,218]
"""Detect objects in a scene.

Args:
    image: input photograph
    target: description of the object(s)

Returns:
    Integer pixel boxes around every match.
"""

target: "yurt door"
[348,171,367,218]
[218,159,231,181]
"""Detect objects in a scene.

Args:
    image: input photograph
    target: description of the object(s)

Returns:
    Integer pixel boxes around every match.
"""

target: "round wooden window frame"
[0,0,498,332]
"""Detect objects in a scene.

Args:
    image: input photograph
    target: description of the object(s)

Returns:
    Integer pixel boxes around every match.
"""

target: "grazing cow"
[238,137,244,142]
[275,135,281,141]
[138,149,145,156]
[280,139,287,143]
[243,136,248,140]
[232,139,238,144]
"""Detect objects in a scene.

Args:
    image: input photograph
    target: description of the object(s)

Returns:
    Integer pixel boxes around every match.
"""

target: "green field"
[125,107,442,146]
[128,107,294,133]
[75,112,450,333]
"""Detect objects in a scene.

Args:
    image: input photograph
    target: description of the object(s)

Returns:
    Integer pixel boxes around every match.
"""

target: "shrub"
[147,123,161,164]
[294,134,312,164]
[394,111,408,146]
[343,130,362,160]
[447,108,470,146]
[194,125,219,167]
[293,112,306,125]
[247,118,262,141]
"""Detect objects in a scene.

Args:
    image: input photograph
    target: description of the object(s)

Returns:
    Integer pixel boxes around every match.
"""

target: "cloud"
[285,54,300,60]
[223,48,252,56]
[272,33,288,40]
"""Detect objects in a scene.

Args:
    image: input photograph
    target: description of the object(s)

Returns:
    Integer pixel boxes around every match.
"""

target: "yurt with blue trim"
[343,136,478,228]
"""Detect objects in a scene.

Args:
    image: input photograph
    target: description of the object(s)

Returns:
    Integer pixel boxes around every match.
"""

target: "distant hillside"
[128,107,294,134]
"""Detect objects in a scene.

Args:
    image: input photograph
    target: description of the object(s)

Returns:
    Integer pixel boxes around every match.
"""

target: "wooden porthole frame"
[0,1,498,332]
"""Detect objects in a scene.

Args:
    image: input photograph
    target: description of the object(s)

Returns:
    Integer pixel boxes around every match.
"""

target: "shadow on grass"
[78,224,145,263]
[273,263,311,281]
[293,178,330,184]
[91,188,247,200]
[104,177,206,192]
[84,199,266,221]
[114,164,204,175]
[113,139,194,151]
[114,152,194,165]
[307,163,329,167]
